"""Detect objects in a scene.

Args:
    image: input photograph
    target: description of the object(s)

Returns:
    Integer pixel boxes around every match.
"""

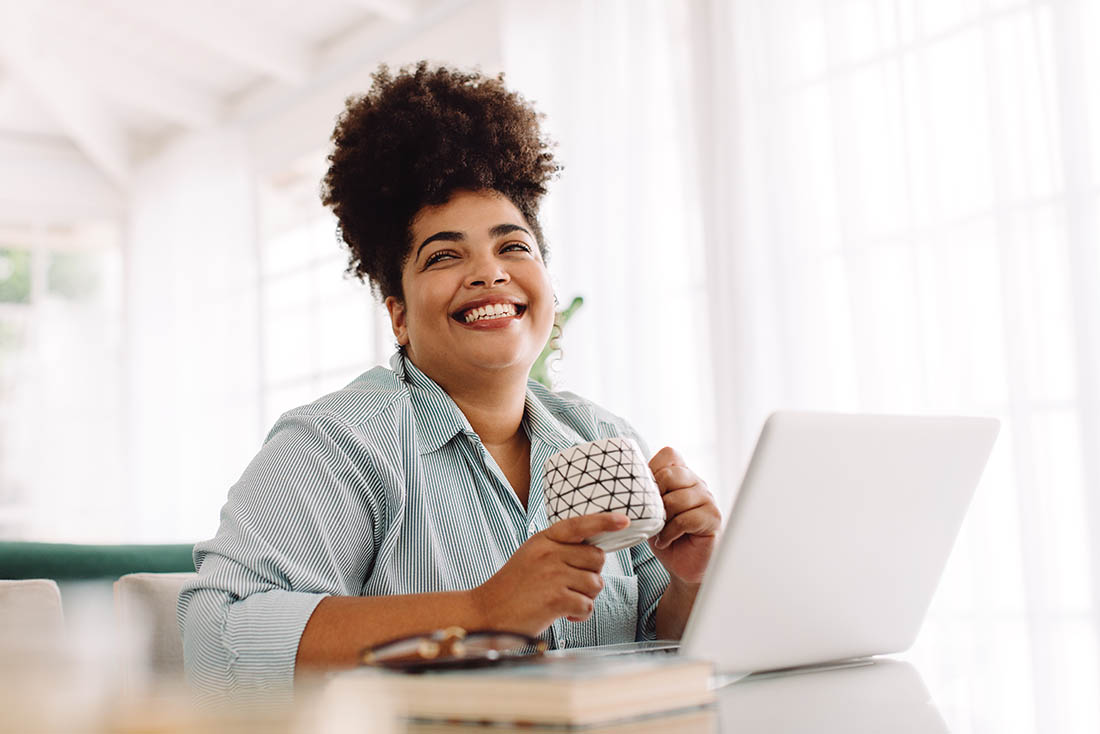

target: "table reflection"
[718,659,948,733]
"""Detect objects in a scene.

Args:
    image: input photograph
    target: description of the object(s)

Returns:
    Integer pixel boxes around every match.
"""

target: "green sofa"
[0,542,195,581]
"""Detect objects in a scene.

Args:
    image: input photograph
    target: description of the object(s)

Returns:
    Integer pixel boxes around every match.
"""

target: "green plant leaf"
[530,296,584,389]
[0,249,31,304]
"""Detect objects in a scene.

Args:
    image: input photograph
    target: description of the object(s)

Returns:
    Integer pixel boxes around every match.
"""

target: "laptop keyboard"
[547,640,681,658]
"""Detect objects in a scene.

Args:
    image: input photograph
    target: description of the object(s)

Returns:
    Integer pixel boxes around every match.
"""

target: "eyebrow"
[415,223,532,261]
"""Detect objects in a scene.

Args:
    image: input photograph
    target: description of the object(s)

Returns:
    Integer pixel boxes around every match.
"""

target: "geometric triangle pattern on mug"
[543,437,664,523]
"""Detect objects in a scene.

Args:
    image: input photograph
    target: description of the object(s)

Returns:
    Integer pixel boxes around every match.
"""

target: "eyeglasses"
[359,626,549,672]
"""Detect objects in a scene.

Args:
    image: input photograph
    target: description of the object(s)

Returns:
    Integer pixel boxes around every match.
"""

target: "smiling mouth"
[452,303,527,324]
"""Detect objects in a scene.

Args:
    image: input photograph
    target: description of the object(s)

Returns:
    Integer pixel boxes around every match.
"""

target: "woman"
[179,62,721,697]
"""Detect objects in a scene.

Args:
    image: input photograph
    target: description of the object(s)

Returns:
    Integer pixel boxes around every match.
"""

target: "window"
[730,0,1100,725]
[0,222,123,540]
[256,154,392,429]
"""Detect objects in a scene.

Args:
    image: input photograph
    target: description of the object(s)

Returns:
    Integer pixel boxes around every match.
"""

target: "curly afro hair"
[321,61,561,302]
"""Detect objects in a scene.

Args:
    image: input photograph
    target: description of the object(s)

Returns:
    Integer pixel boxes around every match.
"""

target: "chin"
[464,346,537,373]
[471,356,534,373]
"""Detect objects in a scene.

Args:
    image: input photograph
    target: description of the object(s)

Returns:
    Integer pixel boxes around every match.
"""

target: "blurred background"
[0,0,1097,730]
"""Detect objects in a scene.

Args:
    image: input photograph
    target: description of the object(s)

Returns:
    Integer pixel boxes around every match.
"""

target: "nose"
[465,252,510,288]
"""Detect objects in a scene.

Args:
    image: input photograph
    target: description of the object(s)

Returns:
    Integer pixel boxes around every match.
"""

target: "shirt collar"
[390,350,587,456]
[523,385,587,454]
[391,351,474,455]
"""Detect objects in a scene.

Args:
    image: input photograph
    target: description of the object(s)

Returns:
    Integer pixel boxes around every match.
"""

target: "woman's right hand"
[472,513,630,636]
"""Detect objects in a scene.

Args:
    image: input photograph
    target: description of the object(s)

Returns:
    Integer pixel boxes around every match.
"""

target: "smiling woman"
[177,61,721,700]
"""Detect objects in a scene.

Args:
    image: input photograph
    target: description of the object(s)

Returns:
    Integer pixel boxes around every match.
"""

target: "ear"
[385,296,409,347]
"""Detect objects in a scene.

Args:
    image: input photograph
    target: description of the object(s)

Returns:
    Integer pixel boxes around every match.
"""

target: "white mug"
[542,437,666,552]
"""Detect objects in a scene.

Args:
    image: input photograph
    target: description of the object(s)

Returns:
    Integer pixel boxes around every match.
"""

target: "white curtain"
[504,0,1100,730]
[500,0,718,487]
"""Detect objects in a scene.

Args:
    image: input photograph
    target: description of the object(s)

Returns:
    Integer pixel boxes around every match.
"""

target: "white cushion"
[0,579,64,641]
[113,572,197,678]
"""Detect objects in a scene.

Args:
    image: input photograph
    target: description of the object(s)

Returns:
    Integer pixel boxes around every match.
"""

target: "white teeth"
[463,303,518,323]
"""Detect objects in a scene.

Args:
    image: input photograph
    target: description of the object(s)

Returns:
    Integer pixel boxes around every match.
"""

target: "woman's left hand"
[648,447,722,585]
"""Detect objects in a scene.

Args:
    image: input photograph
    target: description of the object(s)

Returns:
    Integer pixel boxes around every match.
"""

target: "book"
[350,655,715,727]
[405,706,718,734]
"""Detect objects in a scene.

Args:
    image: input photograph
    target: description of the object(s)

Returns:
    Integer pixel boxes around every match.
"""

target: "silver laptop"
[554,411,999,678]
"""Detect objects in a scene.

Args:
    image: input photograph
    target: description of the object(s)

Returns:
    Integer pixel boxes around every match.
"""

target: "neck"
[451,383,528,448]
[412,355,530,447]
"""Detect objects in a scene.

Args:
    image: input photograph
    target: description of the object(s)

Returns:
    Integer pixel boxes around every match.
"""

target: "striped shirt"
[178,352,670,697]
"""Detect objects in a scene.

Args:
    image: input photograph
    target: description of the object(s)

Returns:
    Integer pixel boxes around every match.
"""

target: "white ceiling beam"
[231,0,477,128]
[100,0,312,85]
[46,3,220,129]
[78,57,220,129]
[0,137,123,221]
[0,76,70,139]
[61,48,220,129]
[348,0,417,23]
[0,3,129,187]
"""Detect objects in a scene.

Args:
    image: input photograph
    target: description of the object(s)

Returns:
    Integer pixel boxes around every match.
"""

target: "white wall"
[125,127,260,542]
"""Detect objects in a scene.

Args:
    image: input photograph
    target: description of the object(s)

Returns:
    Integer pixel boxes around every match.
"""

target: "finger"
[661,486,714,518]
[653,517,690,550]
[565,568,604,598]
[653,507,721,549]
[652,465,702,494]
[560,544,607,573]
[561,590,595,622]
[545,513,629,544]
[649,446,687,476]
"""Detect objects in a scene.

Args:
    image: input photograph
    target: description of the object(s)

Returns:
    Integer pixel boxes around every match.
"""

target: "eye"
[424,250,458,267]
[502,242,532,254]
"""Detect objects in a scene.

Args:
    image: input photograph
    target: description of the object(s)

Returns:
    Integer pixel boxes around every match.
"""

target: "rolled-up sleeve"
[178,409,386,698]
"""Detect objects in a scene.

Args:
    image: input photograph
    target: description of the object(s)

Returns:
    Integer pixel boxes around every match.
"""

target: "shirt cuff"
[221,588,328,696]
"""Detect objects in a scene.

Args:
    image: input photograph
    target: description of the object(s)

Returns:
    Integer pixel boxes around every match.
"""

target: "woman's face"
[386,189,555,385]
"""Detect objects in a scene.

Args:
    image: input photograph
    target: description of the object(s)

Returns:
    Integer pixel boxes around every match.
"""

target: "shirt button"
[528,522,538,534]
[556,638,567,649]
